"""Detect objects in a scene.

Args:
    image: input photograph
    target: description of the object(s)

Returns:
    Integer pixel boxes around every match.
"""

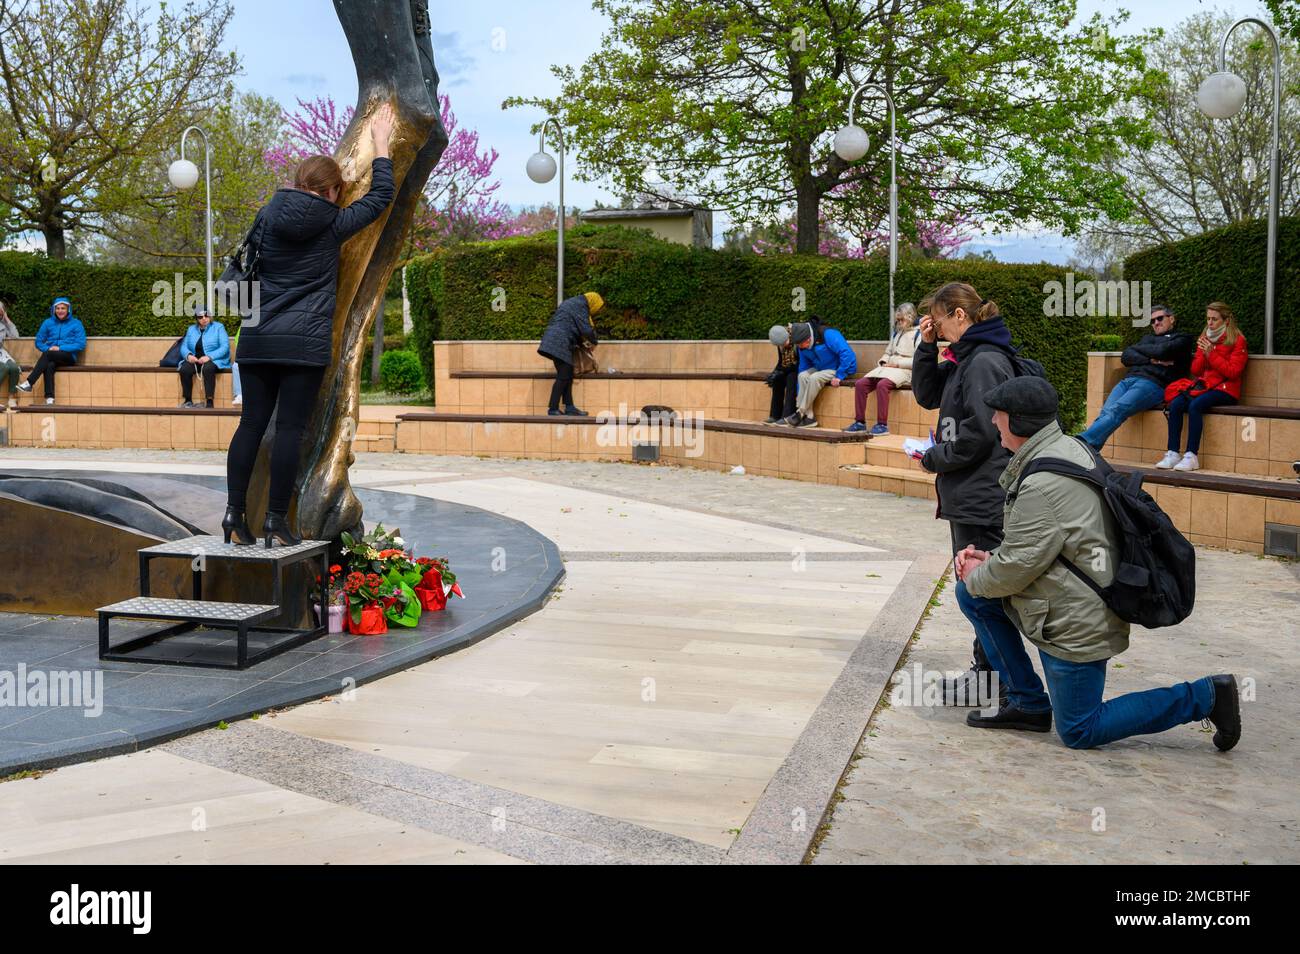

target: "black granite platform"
[0,475,564,775]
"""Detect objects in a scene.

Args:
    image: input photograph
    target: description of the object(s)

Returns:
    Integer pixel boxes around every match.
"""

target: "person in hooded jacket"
[16,296,86,405]
[222,103,396,547]
[537,292,603,416]
[912,282,1019,707]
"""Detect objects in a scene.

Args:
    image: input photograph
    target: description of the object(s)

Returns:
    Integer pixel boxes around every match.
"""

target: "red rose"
[329,564,342,574]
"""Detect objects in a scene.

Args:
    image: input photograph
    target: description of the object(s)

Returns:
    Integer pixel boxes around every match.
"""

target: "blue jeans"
[1078,375,1165,450]
[231,362,241,399]
[1166,389,1235,454]
[1037,651,1215,749]
[955,581,1051,713]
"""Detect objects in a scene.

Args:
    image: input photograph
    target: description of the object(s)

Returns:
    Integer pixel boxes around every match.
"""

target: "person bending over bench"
[782,316,857,428]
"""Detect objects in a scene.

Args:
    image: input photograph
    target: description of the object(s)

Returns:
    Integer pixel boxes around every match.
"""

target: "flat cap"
[790,322,812,344]
[983,375,1059,418]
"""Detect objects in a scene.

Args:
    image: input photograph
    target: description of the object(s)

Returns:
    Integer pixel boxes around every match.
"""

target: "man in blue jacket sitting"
[16,296,86,405]
[782,317,857,428]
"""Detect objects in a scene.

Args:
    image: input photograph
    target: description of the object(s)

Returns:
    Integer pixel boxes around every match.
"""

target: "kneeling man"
[956,376,1240,751]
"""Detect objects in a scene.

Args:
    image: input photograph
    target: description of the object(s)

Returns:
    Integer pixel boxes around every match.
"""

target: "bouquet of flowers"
[341,523,408,575]
[413,556,464,611]
[342,571,408,635]
[340,523,461,622]
[314,564,347,606]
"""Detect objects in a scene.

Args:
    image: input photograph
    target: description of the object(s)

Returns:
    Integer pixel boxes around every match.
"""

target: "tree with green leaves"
[507,0,1157,254]
[89,91,284,265]
[0,0,239,259]
[1265,0,1300,42]
[1078,11,1299,269]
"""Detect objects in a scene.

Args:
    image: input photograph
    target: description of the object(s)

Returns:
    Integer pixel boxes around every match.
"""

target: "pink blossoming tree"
[266,95,524,251]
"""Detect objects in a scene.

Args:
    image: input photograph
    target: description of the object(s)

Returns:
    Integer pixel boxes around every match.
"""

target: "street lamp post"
[835,83,897,322]
[526,118,565,307]
[167,126,213,316]
[1197,17,1282,356]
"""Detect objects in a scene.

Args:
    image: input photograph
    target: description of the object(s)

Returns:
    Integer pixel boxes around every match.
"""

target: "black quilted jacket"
[235,157,395,367]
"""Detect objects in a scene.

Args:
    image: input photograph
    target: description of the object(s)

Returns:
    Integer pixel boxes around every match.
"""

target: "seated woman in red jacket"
[1156,301,1248,472]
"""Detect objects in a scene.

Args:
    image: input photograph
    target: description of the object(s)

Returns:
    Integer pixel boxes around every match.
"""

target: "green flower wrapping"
[383,581,421,628]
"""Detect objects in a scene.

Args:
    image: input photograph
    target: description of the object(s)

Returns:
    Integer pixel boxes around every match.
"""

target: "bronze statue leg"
[245,0,447,547]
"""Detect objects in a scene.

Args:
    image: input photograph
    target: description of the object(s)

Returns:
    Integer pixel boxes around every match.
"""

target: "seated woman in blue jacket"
[16,296,87,404]
[782,316,857,428]
[178,305,231,408]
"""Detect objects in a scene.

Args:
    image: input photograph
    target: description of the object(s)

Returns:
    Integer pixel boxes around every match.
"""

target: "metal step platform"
[99,535,331,670]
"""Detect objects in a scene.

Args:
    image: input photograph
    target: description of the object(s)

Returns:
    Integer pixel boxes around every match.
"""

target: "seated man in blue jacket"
[783,317,857,428]
[178,305,232,408]
[1077,305,1194,450]
[16,296,86,405]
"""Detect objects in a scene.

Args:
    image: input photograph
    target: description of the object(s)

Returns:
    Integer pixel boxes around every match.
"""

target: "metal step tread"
[138,534,329,558]
[98,596,280,621]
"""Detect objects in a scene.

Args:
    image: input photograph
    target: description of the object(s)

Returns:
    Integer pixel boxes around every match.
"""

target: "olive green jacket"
[964,421,1130,663]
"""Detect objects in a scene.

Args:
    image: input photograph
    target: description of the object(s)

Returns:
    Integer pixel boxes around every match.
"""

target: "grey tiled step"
[98,596,280,624]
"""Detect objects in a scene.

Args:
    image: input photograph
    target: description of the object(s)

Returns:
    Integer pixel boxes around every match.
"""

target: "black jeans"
[226,363,324,513]
[949,521,1005,671]
[548,358,574,411]
[26,350,76,397]
[769,368,798,419]
[179,360,217,404]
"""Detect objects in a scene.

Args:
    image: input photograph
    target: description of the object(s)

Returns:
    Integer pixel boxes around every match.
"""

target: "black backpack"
[159,336,184,368]
[215,210,267,316]
[1015,440,1196,628]
[974,340,1048,381]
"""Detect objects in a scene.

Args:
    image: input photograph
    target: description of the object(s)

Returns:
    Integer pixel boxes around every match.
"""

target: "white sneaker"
[16,381,31,393]
[1154,451,1181,469]
[44,396,55,405]
[231,394,242,406]
[1173,452,1199,472]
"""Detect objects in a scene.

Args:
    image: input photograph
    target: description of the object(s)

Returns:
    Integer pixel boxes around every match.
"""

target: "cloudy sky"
[225,0,1273,262]
[30,0,1280,260]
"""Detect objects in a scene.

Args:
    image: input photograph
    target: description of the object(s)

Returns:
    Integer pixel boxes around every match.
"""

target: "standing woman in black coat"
[537,292,603,416]
[223,104,396,547]
[912,282,1018,707]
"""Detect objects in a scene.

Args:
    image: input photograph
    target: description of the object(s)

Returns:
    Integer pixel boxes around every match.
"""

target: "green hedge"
[1124,217,1300,355]
[1090,333,1124,351]
[0,251,206,336]
[379,350,423,394]
[407,227,1093,430]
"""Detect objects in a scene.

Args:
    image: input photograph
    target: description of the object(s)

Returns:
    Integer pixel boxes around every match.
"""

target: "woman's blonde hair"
[294,155,344,203]
[921,282,998,325]
[1205,301,1242,346]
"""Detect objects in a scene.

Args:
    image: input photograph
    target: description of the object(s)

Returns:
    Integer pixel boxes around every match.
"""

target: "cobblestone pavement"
[812,548,1300,864]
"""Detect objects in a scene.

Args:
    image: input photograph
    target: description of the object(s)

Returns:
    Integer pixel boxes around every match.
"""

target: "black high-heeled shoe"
[262,509,302,548]
[221,506,257,545]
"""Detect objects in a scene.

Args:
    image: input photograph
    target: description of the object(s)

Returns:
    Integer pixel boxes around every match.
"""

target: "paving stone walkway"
[1,448,1293,864]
